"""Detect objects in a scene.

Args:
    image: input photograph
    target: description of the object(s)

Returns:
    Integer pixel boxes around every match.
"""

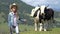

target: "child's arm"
[19,18,27,22]
[8,13,14,26]
[8,14,11,26]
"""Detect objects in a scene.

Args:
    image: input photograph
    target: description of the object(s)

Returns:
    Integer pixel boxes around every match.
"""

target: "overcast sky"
[21,0,60,11]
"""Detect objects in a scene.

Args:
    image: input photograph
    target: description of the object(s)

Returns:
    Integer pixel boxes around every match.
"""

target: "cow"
[30,5,54,31]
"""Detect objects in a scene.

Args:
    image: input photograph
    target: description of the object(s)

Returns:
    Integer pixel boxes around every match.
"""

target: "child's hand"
[20,19,27,22]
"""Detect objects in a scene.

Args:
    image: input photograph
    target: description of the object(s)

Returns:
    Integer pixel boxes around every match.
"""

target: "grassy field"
[0,0,60,34]
[0,23,60,34]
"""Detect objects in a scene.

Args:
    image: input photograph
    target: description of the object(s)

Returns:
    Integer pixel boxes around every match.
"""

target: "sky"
[21,0,60,11]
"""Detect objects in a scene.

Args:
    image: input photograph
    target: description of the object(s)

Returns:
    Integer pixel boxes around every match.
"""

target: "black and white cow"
[30,5,54,31]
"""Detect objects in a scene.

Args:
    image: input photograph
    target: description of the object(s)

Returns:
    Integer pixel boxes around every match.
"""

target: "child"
[8,3,19,34]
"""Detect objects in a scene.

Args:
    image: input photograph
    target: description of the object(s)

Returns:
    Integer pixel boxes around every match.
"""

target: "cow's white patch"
[39,23,43,31]
[30,9,35,17]
[36,10,40,18]
[40,5,46,14]
[35,23,38,31]
[30,7,40,17]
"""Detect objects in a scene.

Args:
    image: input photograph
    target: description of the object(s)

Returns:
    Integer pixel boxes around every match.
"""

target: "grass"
[54,18,60,22]
[20,26,60,34]
[0,23,60,34]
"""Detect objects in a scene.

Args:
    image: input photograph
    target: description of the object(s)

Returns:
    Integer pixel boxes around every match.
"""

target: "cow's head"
[30,7,40,17]
[40,5,48,15]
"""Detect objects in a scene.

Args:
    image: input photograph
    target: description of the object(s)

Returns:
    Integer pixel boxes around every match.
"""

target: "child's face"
[11,7,17,12]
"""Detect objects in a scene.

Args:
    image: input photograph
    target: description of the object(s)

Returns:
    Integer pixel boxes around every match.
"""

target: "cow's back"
[44,8,54,20]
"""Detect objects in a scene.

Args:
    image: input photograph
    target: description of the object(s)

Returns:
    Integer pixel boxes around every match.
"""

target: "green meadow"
[0,23,60,34]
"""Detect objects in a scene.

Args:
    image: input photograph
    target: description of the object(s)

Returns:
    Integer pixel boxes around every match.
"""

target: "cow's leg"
[35,23,38,31]
[49,18,54,30]
[46,20,50,31]
[34,18,38,31]
[52,18,55,28]
[39,23,43,31]
[43,20,48,31]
